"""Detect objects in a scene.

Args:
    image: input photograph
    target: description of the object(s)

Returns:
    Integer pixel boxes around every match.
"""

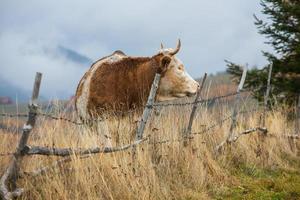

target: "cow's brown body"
[75,51,164,118]
[75,40,199,120]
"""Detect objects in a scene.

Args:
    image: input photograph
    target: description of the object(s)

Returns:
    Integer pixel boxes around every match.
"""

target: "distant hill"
[42,45,93,66]
[57,45,92,65]
[196,71,232,85]
[0,45,93,103]
[0,77,30,103]
[195,71,237,98]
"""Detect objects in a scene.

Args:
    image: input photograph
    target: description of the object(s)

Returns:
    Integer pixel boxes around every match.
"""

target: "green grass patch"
[211,164,300,200]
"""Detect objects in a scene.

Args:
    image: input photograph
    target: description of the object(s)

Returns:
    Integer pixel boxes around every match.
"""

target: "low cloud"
[0,0,273,99]
[0,31,89,99]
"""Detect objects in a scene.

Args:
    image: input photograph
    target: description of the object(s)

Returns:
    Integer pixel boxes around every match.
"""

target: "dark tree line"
[227,0,300,105]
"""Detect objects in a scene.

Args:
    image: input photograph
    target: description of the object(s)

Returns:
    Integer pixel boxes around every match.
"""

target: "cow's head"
[156,39,199,101]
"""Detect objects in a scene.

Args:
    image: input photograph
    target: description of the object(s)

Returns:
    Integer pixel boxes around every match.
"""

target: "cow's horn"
[169,39,181,55]
[160,43,164,50]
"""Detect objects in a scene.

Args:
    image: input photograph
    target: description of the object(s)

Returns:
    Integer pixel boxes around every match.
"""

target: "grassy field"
[0,99,299,199]
[0,77,299,200]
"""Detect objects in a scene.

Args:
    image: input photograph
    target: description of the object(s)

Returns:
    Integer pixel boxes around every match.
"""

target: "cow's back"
[75,51,127,120]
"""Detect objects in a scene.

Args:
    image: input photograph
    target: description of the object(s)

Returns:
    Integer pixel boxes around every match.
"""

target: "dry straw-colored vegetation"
[1,101,300,199]
[0,80,300,199]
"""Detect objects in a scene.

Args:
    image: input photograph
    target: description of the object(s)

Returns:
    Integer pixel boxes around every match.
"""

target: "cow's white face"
[157,48,199,101]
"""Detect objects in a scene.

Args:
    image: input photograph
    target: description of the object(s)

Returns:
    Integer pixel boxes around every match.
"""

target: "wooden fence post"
[185,73,207,141]
[262,63,273,127]
[296,94,300,135]
[215,66,247,152]
[131,73,161,173]
[135,73,161,140]
[0,72,42,200]
[227,66,248,141]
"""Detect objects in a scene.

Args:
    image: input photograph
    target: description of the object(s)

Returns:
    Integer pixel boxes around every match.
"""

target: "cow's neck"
[131,54,162,105]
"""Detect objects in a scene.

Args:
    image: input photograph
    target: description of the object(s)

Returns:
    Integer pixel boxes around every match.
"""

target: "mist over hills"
[0,46,92,103]
[55,46,92,66]
[0,77,30,102]
[0,44,232,103]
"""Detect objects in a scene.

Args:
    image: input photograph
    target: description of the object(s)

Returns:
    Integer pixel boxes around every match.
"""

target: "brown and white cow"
[75,40,199,120]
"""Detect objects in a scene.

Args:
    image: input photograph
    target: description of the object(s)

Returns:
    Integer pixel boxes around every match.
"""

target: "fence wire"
[0,88,274,157]
[148,106,263,146]
[0,91,239,126]
[0,87,264,128]
[0,152,12,156]
[0,105,264,157]
[0,113,28,118]
[151,91,240,108]
[37,113,85,125]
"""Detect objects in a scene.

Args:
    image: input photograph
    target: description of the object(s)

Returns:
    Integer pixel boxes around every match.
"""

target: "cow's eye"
[178,66,184,71]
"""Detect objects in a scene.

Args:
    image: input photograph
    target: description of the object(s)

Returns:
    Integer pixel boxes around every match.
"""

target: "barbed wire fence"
[0,72,42,200]
[0,68,299,200]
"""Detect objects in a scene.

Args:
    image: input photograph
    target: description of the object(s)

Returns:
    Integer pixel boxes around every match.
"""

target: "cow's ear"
[158,55,171,74]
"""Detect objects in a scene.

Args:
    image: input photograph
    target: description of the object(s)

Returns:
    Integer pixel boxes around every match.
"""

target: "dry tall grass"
[0,102,299,199]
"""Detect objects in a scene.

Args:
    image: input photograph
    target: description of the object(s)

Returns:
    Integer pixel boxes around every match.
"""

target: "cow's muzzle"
[186,91,197,97]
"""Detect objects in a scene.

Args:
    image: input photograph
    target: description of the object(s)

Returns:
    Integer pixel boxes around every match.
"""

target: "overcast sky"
[0,0,273,99]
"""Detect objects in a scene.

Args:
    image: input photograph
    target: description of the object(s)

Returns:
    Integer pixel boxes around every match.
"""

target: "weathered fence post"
[215,66,247,152]
[135,73,161,140]
[227,66,247,141]
[262,63,273,127]
[296,94,300,135]
[0,72,42,200]
[132,73,161,173]
[184,73,207,143]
